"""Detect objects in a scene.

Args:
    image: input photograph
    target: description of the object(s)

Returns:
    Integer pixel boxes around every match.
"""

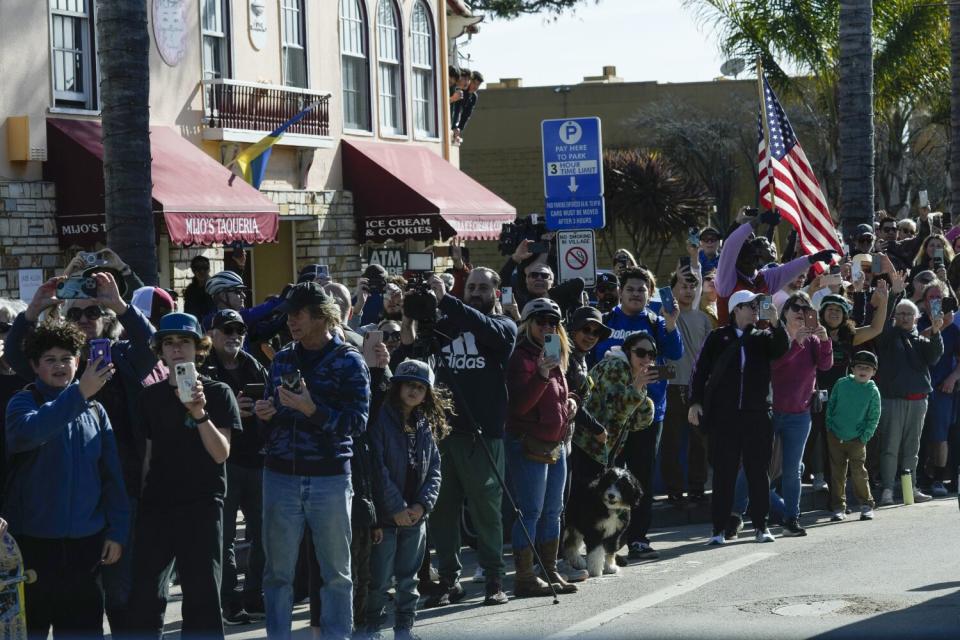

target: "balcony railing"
[203,79,331,137]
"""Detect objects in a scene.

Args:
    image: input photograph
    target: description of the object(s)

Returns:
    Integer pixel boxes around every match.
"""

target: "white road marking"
[547,551,777,639]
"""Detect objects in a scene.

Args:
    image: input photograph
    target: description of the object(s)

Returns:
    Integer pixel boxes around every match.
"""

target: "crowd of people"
[2,202,958,639]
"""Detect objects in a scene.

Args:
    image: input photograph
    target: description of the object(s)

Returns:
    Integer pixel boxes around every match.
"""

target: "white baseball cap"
[727,290,761,314]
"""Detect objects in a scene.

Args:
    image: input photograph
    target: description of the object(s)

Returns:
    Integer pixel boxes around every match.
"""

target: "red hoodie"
[506,338,571,442]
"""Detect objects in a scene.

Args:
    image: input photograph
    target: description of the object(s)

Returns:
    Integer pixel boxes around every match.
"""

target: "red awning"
[342,139,516,242]
[45,119,279,248]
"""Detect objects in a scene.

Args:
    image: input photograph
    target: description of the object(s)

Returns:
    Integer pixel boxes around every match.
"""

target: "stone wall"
[0,181,65,299]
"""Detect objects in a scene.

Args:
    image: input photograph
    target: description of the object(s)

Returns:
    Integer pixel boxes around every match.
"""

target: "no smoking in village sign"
[557,230,596,288]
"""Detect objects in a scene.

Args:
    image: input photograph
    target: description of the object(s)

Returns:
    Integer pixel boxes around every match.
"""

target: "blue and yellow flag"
[233,101,320,188]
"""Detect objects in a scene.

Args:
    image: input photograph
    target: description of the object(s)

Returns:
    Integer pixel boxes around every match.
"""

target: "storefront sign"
[153,0,188,67]
[366,247,406,276]
[164,211,278,246]
[57,214,107,249]
[248,0,268,50]
[364,215,435,240]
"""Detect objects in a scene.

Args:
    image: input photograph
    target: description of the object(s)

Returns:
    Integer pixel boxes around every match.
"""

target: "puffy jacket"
[507,338,570,442]
[4,381,129,543]
[261,335,370,477]
[368,403,441,526]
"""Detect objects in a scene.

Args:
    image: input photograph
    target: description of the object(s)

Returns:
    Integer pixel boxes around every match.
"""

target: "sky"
[458,0,741,87]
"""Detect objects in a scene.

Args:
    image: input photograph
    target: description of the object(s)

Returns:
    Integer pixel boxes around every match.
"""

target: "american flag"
[758,75,842,266]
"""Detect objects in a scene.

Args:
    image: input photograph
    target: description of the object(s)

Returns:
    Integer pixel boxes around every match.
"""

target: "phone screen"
[243,383,266,399]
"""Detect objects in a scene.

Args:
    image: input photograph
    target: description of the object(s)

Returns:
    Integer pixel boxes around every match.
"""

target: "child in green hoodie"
[826,350,881,522]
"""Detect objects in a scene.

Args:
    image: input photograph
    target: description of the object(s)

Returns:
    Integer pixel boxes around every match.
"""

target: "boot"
[512,546,555,598]
[539,540,578,593]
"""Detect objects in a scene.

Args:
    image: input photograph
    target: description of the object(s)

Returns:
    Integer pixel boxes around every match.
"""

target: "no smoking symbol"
[565,247,588,270]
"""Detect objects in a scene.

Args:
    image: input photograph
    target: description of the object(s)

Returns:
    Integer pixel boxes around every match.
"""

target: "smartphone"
[679,256,692,270]
[89,338,111,370]
[528,241,550,254]
[822,273,842,287]
[743,207,759,218]
[658,286,676,313]
[501,287,513,305]
[316,264,330,282]
[543,333,561,360]
[174,362,198,404]
[931,298,943,319]
[654,365,676,381]
[919,190,929,208]
[871,254,884,274]
[281,369,302,393]
[57,276,98,299]
[757,295,775,320]
[362,330,383,367]
[804,309,819,330]
[943,298,959,314]
[243,382,266,399]
[687,228,700,247]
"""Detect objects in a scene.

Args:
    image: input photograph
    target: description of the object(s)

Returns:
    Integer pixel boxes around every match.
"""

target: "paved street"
[144,495,960,639]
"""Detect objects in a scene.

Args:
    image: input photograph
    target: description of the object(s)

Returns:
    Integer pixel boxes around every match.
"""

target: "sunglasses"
[383,330,401,341]
[578,326,603,337]
[528,272,552,280]
[66,306,105,322]
[632,347,658,359]
[788,303,812,313]
[533,316,560,328]
[220,325,247,336]
[737,302,759,311]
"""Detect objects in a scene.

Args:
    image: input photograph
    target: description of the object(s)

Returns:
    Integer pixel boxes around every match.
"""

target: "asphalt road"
[145,496,960,639]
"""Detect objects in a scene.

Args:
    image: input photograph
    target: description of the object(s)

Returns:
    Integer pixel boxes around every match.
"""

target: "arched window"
[376,0,404,135]
[340,0,371,131]
[410,1,436,137]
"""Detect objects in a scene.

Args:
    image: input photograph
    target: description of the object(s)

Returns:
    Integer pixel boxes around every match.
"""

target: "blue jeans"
[262,470,353,640]
[366,523,426,632]
[733,411,811,521]
[505,436,567,549]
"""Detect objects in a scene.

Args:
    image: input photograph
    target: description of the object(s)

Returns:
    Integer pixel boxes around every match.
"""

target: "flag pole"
[757,55,775,213]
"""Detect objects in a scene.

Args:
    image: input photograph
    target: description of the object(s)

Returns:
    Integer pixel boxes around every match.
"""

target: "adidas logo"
[441,332,486,370]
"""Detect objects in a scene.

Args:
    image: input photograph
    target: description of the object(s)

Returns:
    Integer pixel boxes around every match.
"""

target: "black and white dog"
[562,467,642,577]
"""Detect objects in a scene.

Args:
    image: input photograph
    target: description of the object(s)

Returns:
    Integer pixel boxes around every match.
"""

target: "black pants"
[619,421,664,544]
[221,464,264,611]
[125,501,224,640]
[19,533,105,640]
[710,410,774,533]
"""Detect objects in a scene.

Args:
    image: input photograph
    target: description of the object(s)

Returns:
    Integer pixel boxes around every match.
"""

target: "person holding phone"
[909,234,954,285]
[689,290,789,545]
[254,283,371,638]
[505,298,578,596]
[127,313,241,639]
[200,309,270,624]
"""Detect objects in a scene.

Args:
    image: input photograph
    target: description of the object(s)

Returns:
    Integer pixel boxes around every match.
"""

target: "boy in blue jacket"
[4,320,127,639]
[367,360,447,639]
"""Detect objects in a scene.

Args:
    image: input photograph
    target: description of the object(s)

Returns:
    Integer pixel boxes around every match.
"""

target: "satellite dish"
[720,58,746,78]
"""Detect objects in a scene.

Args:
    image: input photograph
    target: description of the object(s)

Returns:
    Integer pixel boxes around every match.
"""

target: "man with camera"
[253,282,370,639]
[398,267,517,607]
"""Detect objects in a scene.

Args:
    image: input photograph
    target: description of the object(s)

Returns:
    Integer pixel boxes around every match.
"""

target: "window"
[376,0,404,135]
[340,0,371,131]
[49,0,97,109]
[201,0,231,80]
[281,0,307,88]
[410,1,436,137]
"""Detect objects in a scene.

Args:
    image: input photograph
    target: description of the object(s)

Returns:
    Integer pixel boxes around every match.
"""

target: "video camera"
[498,214,548,256]
[402,252,437,324]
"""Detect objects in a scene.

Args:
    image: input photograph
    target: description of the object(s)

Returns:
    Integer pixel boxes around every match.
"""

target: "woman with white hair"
[873,298,944,505]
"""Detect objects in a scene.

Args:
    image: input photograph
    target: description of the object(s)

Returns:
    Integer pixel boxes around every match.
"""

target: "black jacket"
[200,349,269,468]
[565,349,604,436]
[690,323,789,420]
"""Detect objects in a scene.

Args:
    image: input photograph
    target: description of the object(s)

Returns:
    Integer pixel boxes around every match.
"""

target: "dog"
[562,467,643,577]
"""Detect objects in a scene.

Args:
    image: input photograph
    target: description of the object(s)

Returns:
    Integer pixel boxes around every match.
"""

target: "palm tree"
[951,0,960,223]
[838,0,873,240]
[96,0,157,285]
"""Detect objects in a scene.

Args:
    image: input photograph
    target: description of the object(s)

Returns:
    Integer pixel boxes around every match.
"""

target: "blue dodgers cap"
[154,312,204,342]
[392,359,435,388]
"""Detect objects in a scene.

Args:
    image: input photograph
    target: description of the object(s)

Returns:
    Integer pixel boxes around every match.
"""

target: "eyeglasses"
[533,316,560,327]
[631,347,658,359]
[66,306,105,322]
[528,272,551,280]
[383,331,401,341]
[220,325,247,336]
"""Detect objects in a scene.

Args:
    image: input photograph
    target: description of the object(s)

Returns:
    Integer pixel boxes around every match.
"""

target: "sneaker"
[627,541,659,560]
[781,519,807,537]
[755,529,776,543]
[812,473,829,492]
[706,534,725,546]
[879,488,894,506]
[472,565,486,583]
[483,580,508,606]
[724,514,744,540]
[914,489,933,503]
[223,609,252,626]
[424,581,466,609]
[931,481,948,497]
[830,511,846,522]
[860,506,875,521]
